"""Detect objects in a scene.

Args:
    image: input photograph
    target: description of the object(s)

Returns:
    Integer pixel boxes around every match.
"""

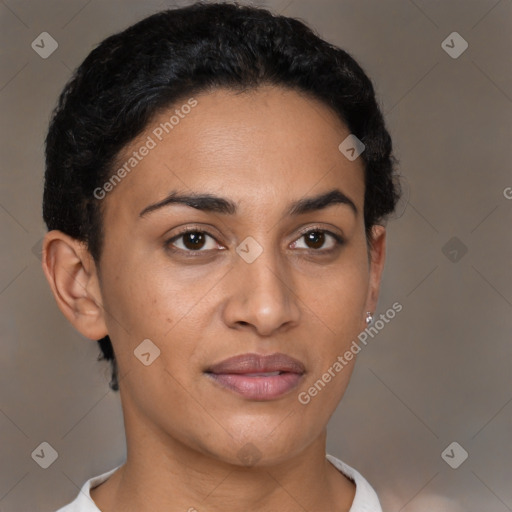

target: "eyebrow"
[139,188,358,218]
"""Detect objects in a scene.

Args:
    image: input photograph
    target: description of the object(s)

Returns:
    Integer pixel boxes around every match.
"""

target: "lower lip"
[206,372,303,400]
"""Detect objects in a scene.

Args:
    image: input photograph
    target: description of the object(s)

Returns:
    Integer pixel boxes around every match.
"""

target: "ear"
[41,230,108,340]
[363,224,387,320]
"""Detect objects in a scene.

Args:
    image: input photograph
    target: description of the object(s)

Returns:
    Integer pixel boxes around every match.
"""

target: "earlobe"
[41,230,108,340]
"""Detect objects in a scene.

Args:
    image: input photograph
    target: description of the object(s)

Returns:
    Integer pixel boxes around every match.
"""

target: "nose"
[221,246,301,337]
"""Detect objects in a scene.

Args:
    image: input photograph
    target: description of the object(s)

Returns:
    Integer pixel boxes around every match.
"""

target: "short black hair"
[43,1,400,392]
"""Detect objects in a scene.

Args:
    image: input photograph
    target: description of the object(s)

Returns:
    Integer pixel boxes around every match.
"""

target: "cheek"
[310,255,369,331]
[101,257,183,330]
[299,249,369,393]
[99,260,215,377]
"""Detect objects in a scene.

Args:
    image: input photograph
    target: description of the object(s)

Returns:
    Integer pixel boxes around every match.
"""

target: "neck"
[91,397,356,512]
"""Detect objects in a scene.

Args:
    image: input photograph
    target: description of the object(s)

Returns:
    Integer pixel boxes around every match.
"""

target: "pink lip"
[205,353,305,401]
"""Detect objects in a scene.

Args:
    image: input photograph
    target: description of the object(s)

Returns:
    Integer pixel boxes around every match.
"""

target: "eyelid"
[294,224,344,240]
[165,225,225,252]
[290,225,345,251]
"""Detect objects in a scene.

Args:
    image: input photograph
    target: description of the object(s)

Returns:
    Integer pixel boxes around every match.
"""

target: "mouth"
[205,353,305,401]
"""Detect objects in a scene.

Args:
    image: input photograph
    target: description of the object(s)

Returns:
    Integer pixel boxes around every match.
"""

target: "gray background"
[1,0,511,511]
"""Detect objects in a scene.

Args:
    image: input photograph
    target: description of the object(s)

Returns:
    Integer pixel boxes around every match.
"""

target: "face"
[48,85,386,467]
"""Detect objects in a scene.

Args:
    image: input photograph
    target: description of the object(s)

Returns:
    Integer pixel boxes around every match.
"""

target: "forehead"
[101,85,365,224]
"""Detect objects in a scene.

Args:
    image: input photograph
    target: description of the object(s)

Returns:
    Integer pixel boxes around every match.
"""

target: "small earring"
[365,311,373,325]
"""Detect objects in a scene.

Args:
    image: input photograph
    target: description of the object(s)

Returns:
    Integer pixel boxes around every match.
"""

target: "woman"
[42,2,400,510]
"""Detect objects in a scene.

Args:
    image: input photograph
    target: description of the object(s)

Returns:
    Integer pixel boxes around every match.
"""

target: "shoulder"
[326,453,383,512]
[55,466,121,512]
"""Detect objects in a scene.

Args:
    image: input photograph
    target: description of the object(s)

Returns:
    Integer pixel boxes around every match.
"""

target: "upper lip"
[206,353,306,375]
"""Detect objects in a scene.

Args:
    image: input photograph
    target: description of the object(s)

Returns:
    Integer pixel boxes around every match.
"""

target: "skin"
[42,85,386,512]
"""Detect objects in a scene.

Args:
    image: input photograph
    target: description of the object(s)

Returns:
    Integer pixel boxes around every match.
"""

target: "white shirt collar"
[56,454,382,511]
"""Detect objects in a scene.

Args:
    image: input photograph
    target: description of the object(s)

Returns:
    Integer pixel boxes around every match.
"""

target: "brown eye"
[291,229,343,252]
[304,231,326,250]
[166,230,219,253]
[181,232,207,250]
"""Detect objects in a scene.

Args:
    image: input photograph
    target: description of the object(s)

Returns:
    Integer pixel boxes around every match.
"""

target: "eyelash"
[165,226,345,257]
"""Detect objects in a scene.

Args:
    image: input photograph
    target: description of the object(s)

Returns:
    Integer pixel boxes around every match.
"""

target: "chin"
[200,422,315,468]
